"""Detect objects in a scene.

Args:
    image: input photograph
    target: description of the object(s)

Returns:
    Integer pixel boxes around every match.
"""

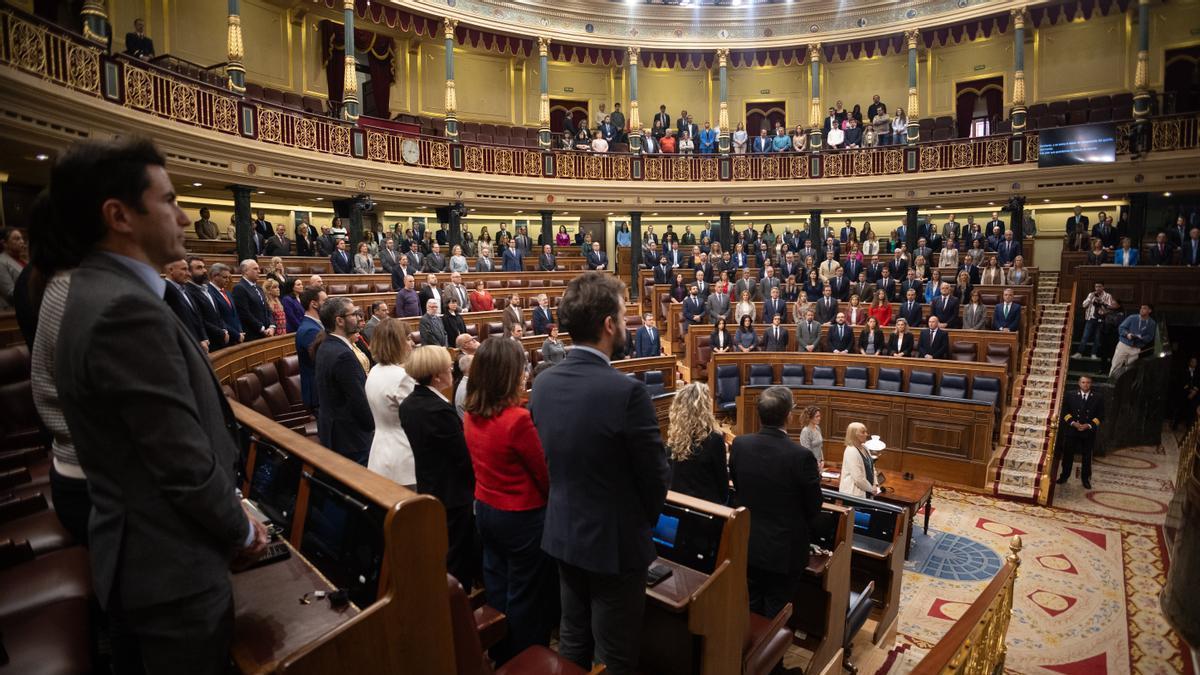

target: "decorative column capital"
[342,0,353,8]
[443,18,458,39]
[1010,8,1025,30]
[905,29,921,50]
[716,48,729,68]
[627,45,640,60]
[538,36,551,57]
[807,42,821,62]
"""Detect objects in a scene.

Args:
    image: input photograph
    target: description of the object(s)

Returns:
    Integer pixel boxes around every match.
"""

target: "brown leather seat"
[508,279,525,288]
[951,341,976,362]
[351,283,370,294]
[526,279,545,288]
[487,322,503,337]
[0,545,91,618]
[487,280,503,289]
[0,378,42,451]
[374,282,392,293]
[0,596,92,673]
[252,364,294,419]
[329,284,350,295]
[550,279,564,286]
[0,345,30,385]
[285,266,304,275]
[0,505,73,554]
[743,604,793,675]
[234,373,274,418]
[986,344,1011,366]
[308,265,325,275]
[274,355,305,411]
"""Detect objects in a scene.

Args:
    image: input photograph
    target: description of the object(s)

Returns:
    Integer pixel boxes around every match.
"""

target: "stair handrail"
[1040,282,1077,504]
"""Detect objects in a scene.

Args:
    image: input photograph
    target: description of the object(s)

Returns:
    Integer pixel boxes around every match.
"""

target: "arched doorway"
[745,102,787,135]
[550,99,590,134]
[955,77,1004,138]
[1164,46,1200,114]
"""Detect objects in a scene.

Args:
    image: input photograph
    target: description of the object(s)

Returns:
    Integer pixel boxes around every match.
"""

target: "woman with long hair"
[666,382,729,505]
[924,269,942,303]
[555,225,571,249]
[839,422,881,497]
[463,337,557,664]
[868,289,892,326]
[265,256,288,285]
[282,277,305,333]
[862,231,881,256]
[1086,237,1107,265]
[470,279,494,312]
[804,269,824,302]
[354,241,374,275]
[981,255,1005,285]
[263,278,288,334]
[797,406,825,469]
[732,121,748,154]
[710,317,732,353]
[1008,256,1030,285]
[670,272,688,303]
[365,318,417,488]
[735,315,757,352]
[859,316,885,356]
[735,289,755,324]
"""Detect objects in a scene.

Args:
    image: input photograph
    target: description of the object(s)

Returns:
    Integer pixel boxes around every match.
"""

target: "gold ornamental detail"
[171,82,197,122]
[852,151,873,176]
[330,125,352,156]
[1012,70,1026,107]
[882,149,904,174]
[9,19,47,74]
[761,156,779,179]
[125,67,154,110]
[700,158,718,182]
[1027,135,1039,162]
[430,140,451,168]
[343,54,358,98]
[539,93,550,128]
[951,142,972,168]
[524,151,541,176]
[538,36,550,57]
[465,145,484,173]
[920,145,941,171]
[558,155,576,179]
[296,118,317,150]
[718,101,729,137]
[259,108,282,143]
[789,156,808,179]
[213,96,238,133]
[496,148,514,175]
[716,48,728,69]
[1134,50,1148,91]
[445,79,457,115]
[821,154,840,178]
[67,45,100,95]
[672,157,692,181]
[613,156,631,180]
[905,29,920,50]
[227,14,244,63]
[367,131,387,161]
[585,155,604,180]
[1152,119,1181,151]
[644,157,662,181]
[732,156,751,180]
[908,86,919,121]
[444,17,458,40]
[985,139,1007,165]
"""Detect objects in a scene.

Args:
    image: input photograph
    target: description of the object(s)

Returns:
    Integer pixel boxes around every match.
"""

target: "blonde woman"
[839,422,881,497]
[365,318,417,488]
[666,382,728,505]
[266,256,287,285]
[263,278,288,334]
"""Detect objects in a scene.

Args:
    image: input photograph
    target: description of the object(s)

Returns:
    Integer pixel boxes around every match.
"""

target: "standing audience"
[665,383,729,505]
[364,318,417,489]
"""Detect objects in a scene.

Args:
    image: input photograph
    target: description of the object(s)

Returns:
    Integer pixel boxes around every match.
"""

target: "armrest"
[0,467,32,491]
[745,601,793,659]
[0,539,36,569]
[0,493,48,524]
[474,604,507,653]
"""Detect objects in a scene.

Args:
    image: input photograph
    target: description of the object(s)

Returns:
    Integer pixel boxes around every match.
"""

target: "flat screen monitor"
[299,471,385,608]
[652,502,725,574]
[1038,123,1117,167]
[247,442,303,533]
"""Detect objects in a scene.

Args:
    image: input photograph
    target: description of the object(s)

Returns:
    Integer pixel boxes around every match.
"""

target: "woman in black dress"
[665,382,728,505]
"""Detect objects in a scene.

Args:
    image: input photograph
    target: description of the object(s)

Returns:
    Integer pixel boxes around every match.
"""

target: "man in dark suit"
[1056,376,1103,489]
[931,283,960,327]
[206,262,244,345]
[842,256,863,286]
[1091,217,1117,250]
[314,296,374,465]
[586,241,608,270]
[532,294,555,336]
[1166,215,1190,248]
[897,288,923,327]
[252,209,273,242]
[419,298,448,347]
[959,255,981,284]
[763,287,786,324]
[839,219,856,244]
[682,285,706,329]
[232,259,276,340]
[52,139,267,671]
[424,242,448,273]
[162,259,209,351]
[729,386,822,617]
[653,257,673,285]
[264,223,291,256]
[828,268,850,301]
[827,313,854,353]
[1065,206,1089,249]
[653,104,671,132]
[666,242,684,268]
[529,273,670,674]
[993,288,1021,332]
[1145,232,1176,266]
[502,240,524,272]
[295,287,325,409]
[761,314,789,352]
[1184,227,1200,266]
[814,286,838,324]
[887,250,907,279]
[900,270,923,300]
[538,244,557,272]
[123,18,155,58]
[418,273,442,314]
[379,237,400,276]
[918,315,950,359]
[634,313,662,357]
[405,240,424,271]
[186,257,230,350]
[996,231,1022,266]
[330,238,353,273]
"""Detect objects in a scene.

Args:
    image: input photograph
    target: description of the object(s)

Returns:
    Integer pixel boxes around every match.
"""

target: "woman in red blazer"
[469,279,495,312]
[868,289,893,326]
[462,338,555,665]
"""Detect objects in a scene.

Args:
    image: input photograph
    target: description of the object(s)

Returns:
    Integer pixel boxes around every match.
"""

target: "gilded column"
[225,0,246,94]
[80,0,110,47]
[340,0,360,121]
[1133,0,1151,122]
[906,29,921,144]
[807,43,823,151]
[717,48,731,153]
[444,18,459,141]
[627,46,643,153]
[538,37,552,150]
[1010,9,1026,133]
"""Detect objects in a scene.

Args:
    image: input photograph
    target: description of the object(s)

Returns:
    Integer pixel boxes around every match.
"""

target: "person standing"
[464,338,557,665]
[729,386,823,618]
[665,382,728,505]
[1110,304,1157,376]
[529,273,670,674]
[51,138,268,672]
[232,259,275,340]
[797,405,825,469]
[294,286,325,410]
[314,296,375,465]
[1056,376,1103,489]
[839,422,881,497]
[364,318,417,489]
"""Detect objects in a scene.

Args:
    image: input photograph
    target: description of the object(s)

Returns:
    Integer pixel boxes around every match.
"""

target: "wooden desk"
[645,558,713,612]
[790,504,852,675]
[822,468,934,559]
[232,542,359,674]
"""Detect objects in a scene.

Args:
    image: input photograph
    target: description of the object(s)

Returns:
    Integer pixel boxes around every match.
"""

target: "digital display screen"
[853,510,873,534]
[1038,123,1117,167]
[652,514,680,548]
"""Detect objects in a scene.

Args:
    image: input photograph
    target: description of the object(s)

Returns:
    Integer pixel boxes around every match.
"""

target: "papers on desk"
[821,471,840,480]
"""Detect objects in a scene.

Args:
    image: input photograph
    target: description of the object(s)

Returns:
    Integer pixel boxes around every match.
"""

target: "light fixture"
[652,212,658,216]
[935,205,942,209]
[607,212,614,215]
[192,182,203,187]
[315,197,324,201]
[1101,194,1109,200]
[788,211,795,215]
[885,207,892,210]
[470,208,476,212]
[1043,198,1050,202]
[34,153,48,161]
[988,201,994,205]
[836,209,843,213]
[1164,192,1171,197]
[515,210,523,214]
[743,211,749,215]
[697,212,704,216]
[256,190,265,195]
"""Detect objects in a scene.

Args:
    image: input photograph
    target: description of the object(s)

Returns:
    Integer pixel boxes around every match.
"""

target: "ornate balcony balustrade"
[3,6,1199,185]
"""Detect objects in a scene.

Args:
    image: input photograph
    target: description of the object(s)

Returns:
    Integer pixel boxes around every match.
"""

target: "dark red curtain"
[319,20,395,118]
[955,77,1003,138]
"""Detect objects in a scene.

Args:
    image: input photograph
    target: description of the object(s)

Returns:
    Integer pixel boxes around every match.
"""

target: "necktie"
[220,289,232,307]
[774,327,780,341]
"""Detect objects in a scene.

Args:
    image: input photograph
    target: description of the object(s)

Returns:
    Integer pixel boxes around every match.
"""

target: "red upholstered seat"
[743,604,793,675]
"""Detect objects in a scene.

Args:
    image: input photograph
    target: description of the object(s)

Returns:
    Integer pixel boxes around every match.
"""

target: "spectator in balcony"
[1086,237,1108,265]
[1184,227,1200,266]
[660,129,677,153]
[891,108,907,145]
[591,130,609,153]
[572,129,591,151]
[599,115,616,144]
[678,130,695,154]
[862,125,878,148]
[748,127,767,153]
[732,122,748,154]
[699,122,717,153]
[771,125,791,152]
[843,118,863,149]
[124,18,155,59]
[193,207,218,240]
[679,114,699,143]
[791,125,806,152]
[654,104,671,133]
[871,105,891,147]
[353,241,375,275]
[651,118,666,141]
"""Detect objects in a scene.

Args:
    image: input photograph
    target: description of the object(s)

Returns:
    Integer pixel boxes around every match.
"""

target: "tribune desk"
[820,467,934,560]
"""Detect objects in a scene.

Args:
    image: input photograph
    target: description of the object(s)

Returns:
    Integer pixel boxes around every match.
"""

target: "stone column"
[630,212,642,298]
[230,185,255,262]
[807,43,823,150]
[808,210,822,247]
[905,205,920,251]
[717,48,730,154]
[1133,0,1152,125]
[1009,10,1027,133]
[225,0,246,94]
[538,37,552,150]
[540,210,554,251]
[444,18,459,140]
[719,212,733,251]
[339,1,360,121]
[80,0,110,47]
[906,29,921,144]
[628,47,643,153]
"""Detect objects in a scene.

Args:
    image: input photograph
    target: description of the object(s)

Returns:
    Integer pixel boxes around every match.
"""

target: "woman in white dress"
[732,121,748,154]
[364,318,417,488]
[839,422,881,497]
[862,232,881,256]
[938,237,959,269]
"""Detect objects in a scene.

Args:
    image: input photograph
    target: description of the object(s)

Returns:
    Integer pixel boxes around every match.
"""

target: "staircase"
[990,272,1069,503]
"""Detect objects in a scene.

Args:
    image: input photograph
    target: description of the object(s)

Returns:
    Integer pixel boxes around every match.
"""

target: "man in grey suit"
[423,242,448,273]
[378,237,400,275]
[734,268,759,301]
[420,298,448,346]
[796,308,821,352]
[52,139,268,673]
[706,287,731,323]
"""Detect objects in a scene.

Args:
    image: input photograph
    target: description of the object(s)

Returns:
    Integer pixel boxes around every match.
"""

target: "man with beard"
[185,256,229,349]
[314,296,374,465]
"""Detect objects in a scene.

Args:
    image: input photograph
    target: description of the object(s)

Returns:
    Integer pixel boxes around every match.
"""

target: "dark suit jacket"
[539,254,557,271]
[56,253,247,610]
[330,250,353,274]
[532,305,554,336]
[502,248,523,272]
[1183,239,1200,266]
[186,282,227,348]
[232,279,273,339]
[918,328,950,359]
[729,428,822,574]
[762,324,789,351]
[814,296,838,324]
[887,331,915,357]
[208,284,242,339]
[400,386,474,509]
[1061,390,1104,440]
[264,235,291,256]
[530,348,670,574]
[295,317,322,408]
[1146,243,1176,266]
[634,326,662,357]
[858,327,885,353]
[587,250,608,270]
[314,336,374,462]
[828,276,849,301]
[993,302,1021,331]
[682,295,706,325]
[931,294,960,326]
[163,281,206,345]
[827,323,855,352]
[897,299,923,327]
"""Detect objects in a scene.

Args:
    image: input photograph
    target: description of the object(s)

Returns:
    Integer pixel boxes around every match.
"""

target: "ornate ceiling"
[396,0,1029,49]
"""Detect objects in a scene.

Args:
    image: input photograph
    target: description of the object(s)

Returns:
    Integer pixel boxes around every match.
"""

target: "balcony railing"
[3,6,1199,185]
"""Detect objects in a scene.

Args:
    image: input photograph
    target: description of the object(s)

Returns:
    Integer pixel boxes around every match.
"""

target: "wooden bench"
[202,253,590,275]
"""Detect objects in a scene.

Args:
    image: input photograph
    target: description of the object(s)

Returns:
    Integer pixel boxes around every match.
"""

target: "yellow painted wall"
[825,54,909,122]
[639,68,713,129]
[727,64,809,130]
[1148,2,1200,90]
[534,60,613,128]
[1035,13,1130,102]
[926,36,1017,117]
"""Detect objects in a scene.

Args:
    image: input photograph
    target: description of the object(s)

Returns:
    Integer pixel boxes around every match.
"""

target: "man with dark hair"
[162,259,208,352]
[530,272,670,674]
[51,138,268,671]
[295,286,326,409]
[314,296,374,465]
[194,207,218,240]
[186,256,229,349]
[1056,375,1103,489]
[124,18,155,59]
[1110,304,1156,376]
[729,385,822,617]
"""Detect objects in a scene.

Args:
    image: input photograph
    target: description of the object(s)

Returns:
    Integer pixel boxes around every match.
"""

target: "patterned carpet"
[883,486,1188,675]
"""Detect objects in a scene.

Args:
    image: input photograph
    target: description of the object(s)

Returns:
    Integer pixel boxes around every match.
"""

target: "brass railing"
[3,6,1199,184]
[1040,281,1078,506]
[909,536,1023,675]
